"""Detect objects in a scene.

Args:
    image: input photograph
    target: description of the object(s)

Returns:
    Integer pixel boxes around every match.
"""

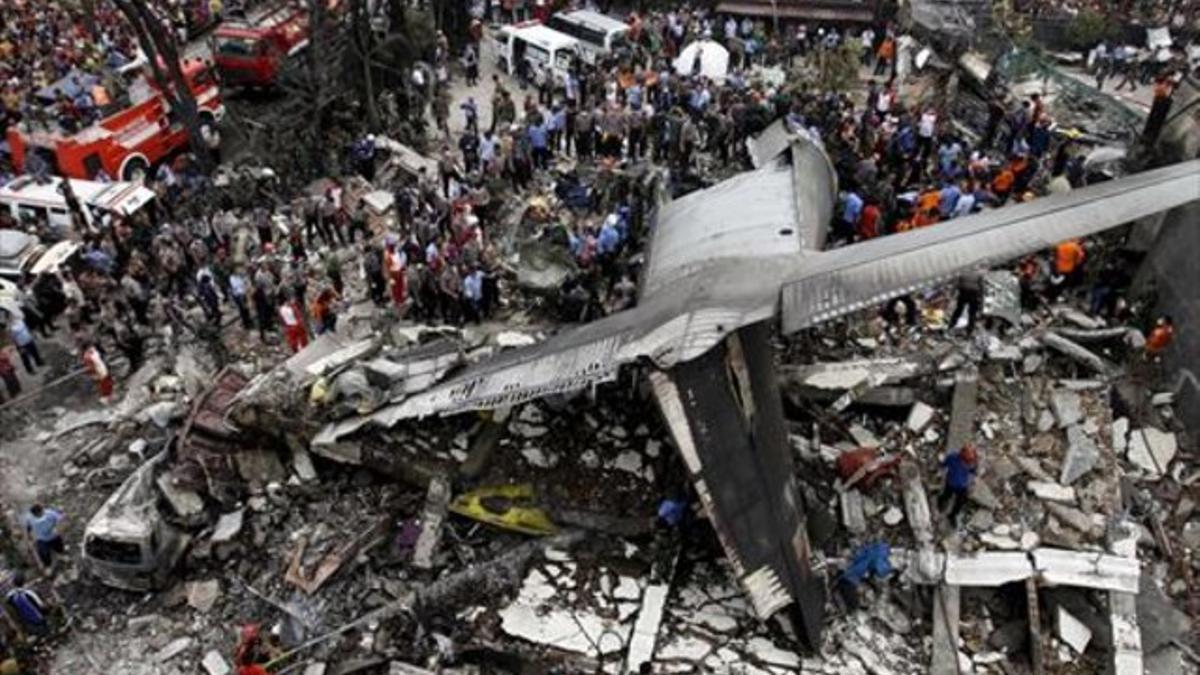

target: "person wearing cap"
[937,445,977,527]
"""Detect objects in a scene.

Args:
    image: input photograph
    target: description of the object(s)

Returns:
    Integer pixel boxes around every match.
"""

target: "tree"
[1065,9,1114,51]
[111,0,214,173]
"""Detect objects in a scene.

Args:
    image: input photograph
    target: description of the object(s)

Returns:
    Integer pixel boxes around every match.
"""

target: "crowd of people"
[0,3,1185,409]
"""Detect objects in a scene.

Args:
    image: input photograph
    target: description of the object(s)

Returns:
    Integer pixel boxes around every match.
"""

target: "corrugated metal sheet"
[781,159,1200,334]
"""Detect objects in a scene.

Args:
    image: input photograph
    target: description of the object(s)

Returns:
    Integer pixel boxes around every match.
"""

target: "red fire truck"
[211,2,312,87]
[6,59,225,182]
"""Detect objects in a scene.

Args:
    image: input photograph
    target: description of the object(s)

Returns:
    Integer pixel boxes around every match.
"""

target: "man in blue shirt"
[597,216,622,258]
[7,315,44,374]
[462,267,484,324]
[937,445,978,526]
[939,181,962,218]
[527,121,550,170]
[23,504,65,569]
[839,190,863,241]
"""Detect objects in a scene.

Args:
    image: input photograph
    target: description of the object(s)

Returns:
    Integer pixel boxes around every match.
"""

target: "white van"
[545,10,629,65]
[0,175,156,235]
[494,22,580,86]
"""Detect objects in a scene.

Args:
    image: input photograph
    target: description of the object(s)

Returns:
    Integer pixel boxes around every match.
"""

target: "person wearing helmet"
[937,444,978,527]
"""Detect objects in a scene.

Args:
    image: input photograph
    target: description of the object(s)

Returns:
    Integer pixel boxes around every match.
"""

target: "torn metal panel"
[746,119,795,169]
[364,340,464,397]
[285,516,390,594]
[303,338,378,378]
[1032,548,1140,594]
[281,333,373,379]
[782,159,1200,333]
[981,271,1022,326]
[650,323,824,644]
[187,368,250,439]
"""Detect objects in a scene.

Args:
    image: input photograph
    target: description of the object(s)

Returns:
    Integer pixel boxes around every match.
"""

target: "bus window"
[17,205,47,224]
[524,43,550,68]
[555,49,574,71]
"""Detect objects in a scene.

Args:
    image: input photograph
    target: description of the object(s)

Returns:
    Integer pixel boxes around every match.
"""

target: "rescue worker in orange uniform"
[1049,238,1086,300]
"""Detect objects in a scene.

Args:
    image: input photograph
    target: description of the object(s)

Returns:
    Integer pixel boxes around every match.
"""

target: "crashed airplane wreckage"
[310,128,1200,647]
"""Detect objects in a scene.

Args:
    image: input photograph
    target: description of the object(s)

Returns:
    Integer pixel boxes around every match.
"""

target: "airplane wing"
[780,159,1200,333]
[314,282,778,444]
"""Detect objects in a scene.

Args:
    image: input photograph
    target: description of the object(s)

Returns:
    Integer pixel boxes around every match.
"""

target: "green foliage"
[1065,9,1114,50]
[815,41,861,93]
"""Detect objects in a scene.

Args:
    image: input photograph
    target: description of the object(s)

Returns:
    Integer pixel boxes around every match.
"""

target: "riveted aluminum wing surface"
[643,135,835,297]
[781,159,1200,333]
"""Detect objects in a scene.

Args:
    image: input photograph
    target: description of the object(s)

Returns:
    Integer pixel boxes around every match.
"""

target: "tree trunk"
[352,0,381,132]
[306,0,329,174]
[112,0,214,173]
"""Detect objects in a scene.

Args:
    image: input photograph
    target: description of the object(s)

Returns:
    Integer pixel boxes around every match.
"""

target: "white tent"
[673,40,730,81]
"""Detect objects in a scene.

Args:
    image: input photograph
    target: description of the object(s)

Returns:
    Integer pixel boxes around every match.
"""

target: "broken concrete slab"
[187,579,221,613]
[1040,332,1115,375]
[930,585,961,675]
[1050,390,1084,428]
[944,552,1033,586]
[234,449,288,485]
[1060,426,1100,485]
[156,472,205,526]
[1126,427,1177,478]
[782,357,930,390]
[1056,606,1093,654]
[412,475,451,570]
[211,509,244,544]
[202,650,232,675]
[290,443,318,482]
[155,637,194,663]
[1045,502,1104,538]
[945,369,979,451]
[906,402,936,432]
[841,489,867,534]
[624,583,669,673]
[1033,548,1139,593]
[1112,417,1129,454]
[1029,481,1077,503]
[848,424,881,447]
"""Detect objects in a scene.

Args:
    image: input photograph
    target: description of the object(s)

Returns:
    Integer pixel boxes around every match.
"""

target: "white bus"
[544,10,629,65]
[494,22,581,85]
[0,175,156,234]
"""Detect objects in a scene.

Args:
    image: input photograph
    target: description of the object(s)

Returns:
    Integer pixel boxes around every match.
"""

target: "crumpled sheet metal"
[981,270,1021,326]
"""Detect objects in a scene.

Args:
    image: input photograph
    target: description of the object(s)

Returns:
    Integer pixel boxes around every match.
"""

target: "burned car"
[80,450,191,591]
